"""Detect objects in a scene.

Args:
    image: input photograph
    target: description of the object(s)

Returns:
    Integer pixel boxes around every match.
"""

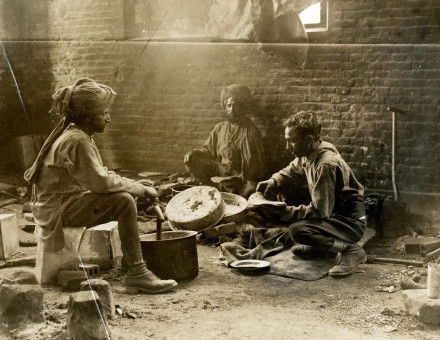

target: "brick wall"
[25,41,436,197]
[318,0,440,44]
[0,0,439,218]
[0,0,124,41]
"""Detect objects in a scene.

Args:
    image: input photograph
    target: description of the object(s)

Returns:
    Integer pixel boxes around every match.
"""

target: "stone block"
[0,269,38,285]
[79,221,122,269]
[0,284,44,328]
[35,226,86,285]
[67,290,111,340]
[80,279,115,319]
[58,270,88,291]
[402,289,440,325]
[0,213,20,260]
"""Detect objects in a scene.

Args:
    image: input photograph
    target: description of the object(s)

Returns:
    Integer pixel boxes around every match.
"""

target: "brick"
[58,270,88,292]
[67,290,110,340]
[80,279,115,319]
[403,289,440,325]
[0,284,44,328]
[79,263,100,277]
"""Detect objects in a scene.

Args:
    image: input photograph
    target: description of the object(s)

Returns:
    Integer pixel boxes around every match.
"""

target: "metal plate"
[230,260,271,271]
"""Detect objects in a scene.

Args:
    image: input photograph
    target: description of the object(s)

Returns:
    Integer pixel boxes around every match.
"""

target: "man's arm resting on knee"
[280,163,337,222]
[64,138,146,197]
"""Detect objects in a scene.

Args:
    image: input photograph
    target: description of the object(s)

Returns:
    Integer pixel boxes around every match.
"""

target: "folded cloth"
[221,225,335,281]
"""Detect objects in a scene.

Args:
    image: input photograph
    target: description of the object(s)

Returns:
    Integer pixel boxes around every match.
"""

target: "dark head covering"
[24,78,116,183]
[220,84,252,110]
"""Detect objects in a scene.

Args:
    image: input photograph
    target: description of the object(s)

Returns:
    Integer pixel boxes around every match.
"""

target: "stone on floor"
[0,284,44,328]
[0,268,38,284]
[58,270,88,291]
[67,290,111,340]
[402,289,440,325]
[80,279,115,319]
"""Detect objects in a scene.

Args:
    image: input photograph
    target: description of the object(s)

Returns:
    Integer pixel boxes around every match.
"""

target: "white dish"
[230,259,271,271]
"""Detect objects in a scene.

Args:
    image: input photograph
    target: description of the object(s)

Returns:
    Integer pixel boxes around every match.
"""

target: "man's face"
[284,126,315,158]
[87,103,111,133]
[225,96,244,122]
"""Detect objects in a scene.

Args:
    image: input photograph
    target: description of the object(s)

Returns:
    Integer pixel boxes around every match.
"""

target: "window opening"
[299,0,328,32]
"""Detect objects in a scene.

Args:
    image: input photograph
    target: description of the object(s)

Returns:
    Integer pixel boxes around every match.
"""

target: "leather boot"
[125,263,177,294]
[328,240,367,277]
[291,244,335,259]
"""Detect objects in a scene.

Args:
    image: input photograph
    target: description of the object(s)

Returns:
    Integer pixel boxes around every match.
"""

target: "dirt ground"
[1,203,440,340]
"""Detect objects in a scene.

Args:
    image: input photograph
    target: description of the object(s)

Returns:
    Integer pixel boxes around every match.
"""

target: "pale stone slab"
[402,289,440,325]
[0,213,20,260]
[35,226,86,285]
[79,221,122,268]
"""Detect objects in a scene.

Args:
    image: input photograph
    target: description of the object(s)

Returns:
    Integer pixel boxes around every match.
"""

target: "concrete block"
[80,279,115,319]
[0,269,38,285]
[67,290,111,340]
[0,214,20,260]
[402,289,440,325]
[0,284,44,328]
[35,226,86,285]
[79,221,122,269]
[58,270,88,291]
[404,237,440,255]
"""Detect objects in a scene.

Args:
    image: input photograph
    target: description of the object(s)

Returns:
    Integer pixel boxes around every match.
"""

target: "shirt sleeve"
[281,163,337,221]
[241,125,267,182]
[202,124,219,158]
[62,138,146,197]
[271,157,305,187]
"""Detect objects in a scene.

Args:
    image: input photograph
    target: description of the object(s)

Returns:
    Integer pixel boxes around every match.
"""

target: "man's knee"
[288,223,314,244]
[111,192,137,213]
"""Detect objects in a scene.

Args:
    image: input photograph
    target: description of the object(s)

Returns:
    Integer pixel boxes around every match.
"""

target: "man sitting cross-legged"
[256,111,367,277]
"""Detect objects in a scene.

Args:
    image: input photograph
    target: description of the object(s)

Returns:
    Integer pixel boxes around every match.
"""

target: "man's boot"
[328,239,367,277]
[291,244,335,259]
[125,263,177,294]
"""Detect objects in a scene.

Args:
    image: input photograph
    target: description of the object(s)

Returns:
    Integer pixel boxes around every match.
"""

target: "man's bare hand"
[143,186,158,198]
[256,179,277,197]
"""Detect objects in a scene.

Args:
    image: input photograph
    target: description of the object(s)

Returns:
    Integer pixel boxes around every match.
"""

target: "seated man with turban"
[184,85,267,197]
[24,78,177,294]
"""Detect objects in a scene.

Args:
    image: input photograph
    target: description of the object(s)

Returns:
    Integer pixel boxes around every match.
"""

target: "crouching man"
[184,84,266,198]
[24,78,177,293]
[256,111,367,277]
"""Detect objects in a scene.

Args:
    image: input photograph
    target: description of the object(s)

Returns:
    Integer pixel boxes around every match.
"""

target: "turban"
[220,84,252,109]
[24,78,116,183]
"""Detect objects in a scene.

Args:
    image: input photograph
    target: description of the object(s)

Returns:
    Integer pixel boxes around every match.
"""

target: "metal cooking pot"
[140,231,198,280]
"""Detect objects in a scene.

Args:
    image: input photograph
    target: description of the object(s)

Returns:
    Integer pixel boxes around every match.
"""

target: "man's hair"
[283,111,321,137]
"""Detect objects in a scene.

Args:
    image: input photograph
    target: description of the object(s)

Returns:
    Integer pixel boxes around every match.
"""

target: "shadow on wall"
[0,1,54,172]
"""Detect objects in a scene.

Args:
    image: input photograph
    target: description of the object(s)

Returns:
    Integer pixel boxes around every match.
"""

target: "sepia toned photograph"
[0,1,439,339]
